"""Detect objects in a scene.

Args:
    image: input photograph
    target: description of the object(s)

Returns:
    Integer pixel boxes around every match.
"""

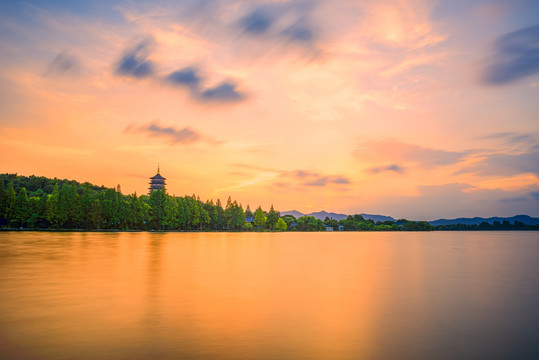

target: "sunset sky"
[1,0,538,220]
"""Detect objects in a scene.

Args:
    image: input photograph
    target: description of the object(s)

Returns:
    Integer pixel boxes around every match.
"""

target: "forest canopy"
[0,173,447,232]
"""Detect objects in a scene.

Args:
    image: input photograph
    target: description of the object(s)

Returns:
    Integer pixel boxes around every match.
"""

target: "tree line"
[321,214,434,231]
[434,221,539,231]
[0,173,444,232]
[0,174,276,231]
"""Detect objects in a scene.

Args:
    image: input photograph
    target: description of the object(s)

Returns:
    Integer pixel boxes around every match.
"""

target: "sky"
[0,0,538,220]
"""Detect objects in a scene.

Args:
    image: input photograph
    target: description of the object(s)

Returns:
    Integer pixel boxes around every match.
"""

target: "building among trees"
[149,166,166,194]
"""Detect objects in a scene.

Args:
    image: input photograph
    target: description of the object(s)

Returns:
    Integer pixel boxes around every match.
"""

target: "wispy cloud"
[115,39,155,79]
[240,8,273,35]
[238,2,319,49]
[458,151,539,176]
[481,24,539,85]
[499,196,527,203]
[355,139,468,167]
[145,123,200,143]
[165,67,202,89]
[46,52,80,76]
[124,122,214,145]
[368,164,406,174]
[164,66,247,103]
[228,165,351,189]
[481,132,538,150]
[198,81,245,102]
[287,170,351,187]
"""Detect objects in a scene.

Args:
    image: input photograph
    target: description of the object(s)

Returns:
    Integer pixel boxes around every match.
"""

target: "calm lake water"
[1,231,538,360]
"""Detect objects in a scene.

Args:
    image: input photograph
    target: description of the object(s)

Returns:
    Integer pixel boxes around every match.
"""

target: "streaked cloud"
[115,39,155,79]
[165,67,201,90]
[125,122,204,144]
[165,67,247,103]
[368,164,406,174]
[481,132,538,149]
[240,8,273,35]
[458,151,539,176]
[355,140,468,167]
[238,2,318,47]
[481,24,539,85]
[499,196,527,203]
[287,170,351,187]
[228,166,351,189]
[198,81,245,102]
[46,52,80,76]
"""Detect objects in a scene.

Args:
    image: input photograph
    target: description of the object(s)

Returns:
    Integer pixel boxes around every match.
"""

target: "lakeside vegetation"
[1,173,536,231]
[433,222,539,231]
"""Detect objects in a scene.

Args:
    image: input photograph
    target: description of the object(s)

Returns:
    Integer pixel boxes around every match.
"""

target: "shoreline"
[1,228,537,233]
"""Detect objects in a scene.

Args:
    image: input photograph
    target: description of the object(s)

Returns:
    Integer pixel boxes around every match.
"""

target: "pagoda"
[149,165,166,194]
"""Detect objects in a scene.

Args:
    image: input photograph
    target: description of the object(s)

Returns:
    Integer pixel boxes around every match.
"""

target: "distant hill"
[281,210,347,220]
[429,215,539,226]
[359,214,396,222]
[281,210,539,226]
[281,210,395,223]
[281,210,305,219]
[307,211,349,221]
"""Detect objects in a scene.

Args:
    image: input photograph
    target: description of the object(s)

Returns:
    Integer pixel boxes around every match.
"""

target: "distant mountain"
[280,210,395,223]
[281,210,539,226]
[280,210,305,219]
[360,214,396,222]
[306,211,349,221]
[429,215,539,226]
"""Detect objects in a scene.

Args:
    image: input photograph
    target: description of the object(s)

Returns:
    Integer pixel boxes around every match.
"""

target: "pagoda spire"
[149,165,166,194]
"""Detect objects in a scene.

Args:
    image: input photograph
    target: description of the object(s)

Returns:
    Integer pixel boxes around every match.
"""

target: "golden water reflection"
[1,231,538,359]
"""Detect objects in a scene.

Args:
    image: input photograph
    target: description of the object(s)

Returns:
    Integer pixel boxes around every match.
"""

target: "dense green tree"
[148,189,167,229]
[358,220,374,231]
[275,217,287,231]
[46,183,61,228]
[0,179,6,220]
[188,196,201,229]
[101,188,120,229]
[12,188,30,227]
[200,206,210,230]
[176,197,187,229]
[296,216,325,231]
[254,206,267,229]
[5,180,16,223]
[267,204,280,229]
[34,192,48,228]
[215,199,226,230]
[282,215,296,230]
[26,196,41,228]
[58,183,82,228]
[80,186,94,229]
[126,193,148,230]
[226,201,245,230]
[245,205,253,218]
[163,195,179,230]
[323,217,339,231]
[89,198,103,229]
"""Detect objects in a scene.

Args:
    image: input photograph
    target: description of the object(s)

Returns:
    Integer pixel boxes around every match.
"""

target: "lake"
[1,231,538,359]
